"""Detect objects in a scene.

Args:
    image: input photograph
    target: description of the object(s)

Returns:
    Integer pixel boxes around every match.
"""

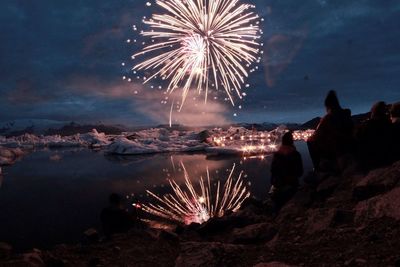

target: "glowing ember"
[132,0,262,108]
[142,163,250,224]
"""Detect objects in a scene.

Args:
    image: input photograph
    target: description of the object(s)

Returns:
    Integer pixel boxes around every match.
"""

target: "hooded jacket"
[271,145,303,189]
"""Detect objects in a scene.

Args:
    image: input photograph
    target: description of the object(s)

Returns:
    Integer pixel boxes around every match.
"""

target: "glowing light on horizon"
[211,128,314,159]
[132,0,262,109]
[142,163,250,225]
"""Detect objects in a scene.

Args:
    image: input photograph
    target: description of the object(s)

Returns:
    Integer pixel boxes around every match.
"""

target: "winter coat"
[271,145,303,190]
[309,108,354,159]
[355,117,393,170]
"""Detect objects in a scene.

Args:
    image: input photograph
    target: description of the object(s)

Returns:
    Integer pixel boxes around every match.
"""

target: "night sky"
[1,0,400,126]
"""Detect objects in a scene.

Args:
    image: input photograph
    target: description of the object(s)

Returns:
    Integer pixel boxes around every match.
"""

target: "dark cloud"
[1,0,399,125]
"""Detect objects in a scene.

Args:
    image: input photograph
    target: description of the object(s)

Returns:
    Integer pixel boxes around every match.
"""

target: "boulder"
[314,175,341,202]
[353,162,400,201]
[355,187,400,222]
[276,188,312,223]
[330,210,355,227]
[175,242,247,267]
[4,250,45,267]
[0,242,12,259]
[83,228,99,243]
[157,230,179,246]
[306,208,337,234]
[230,223,277,244]
[43,254,66,267]
[306,208,355,233]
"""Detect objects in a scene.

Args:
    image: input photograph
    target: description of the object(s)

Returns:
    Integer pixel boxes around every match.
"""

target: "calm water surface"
[0,142,312,251]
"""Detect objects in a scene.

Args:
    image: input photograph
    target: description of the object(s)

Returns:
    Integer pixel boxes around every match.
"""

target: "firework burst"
[132,0,262,108]
[142,163,250,224]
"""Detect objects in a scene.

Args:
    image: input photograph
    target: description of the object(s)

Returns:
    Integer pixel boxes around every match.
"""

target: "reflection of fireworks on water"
[132,0,262,108]
[142,163,250,224]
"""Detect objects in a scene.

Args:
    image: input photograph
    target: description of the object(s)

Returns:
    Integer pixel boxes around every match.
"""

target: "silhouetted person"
[100,193,137,238]
[390,102,400,162]
[270,131,303,212]
[307,90,354,173]
[355,101,393,171]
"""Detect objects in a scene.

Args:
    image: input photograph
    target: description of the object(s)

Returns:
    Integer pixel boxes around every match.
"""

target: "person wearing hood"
[270,131,303,212]
[307,90,354,173]
[355,101,393,171]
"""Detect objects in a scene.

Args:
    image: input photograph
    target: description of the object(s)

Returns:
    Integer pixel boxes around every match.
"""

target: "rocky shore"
[1,161,400,266]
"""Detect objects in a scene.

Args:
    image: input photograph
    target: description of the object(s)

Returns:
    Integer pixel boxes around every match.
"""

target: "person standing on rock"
[270,131,303,212]
[307,90,354,174]
[390,102,400,162]
[355,101,393,171]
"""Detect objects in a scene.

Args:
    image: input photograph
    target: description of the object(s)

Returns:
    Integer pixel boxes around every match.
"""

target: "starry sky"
[1,0,400,126]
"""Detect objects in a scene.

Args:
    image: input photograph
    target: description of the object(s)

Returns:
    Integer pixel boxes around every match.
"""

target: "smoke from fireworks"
[142,163,250,224]
[132,0,262,109]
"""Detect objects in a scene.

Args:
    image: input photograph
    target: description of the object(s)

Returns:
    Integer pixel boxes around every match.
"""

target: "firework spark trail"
[169,99,174,127]
[133,0,262,109]
[142,163,250,224]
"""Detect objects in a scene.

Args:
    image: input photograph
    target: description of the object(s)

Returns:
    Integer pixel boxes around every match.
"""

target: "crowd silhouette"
[270,91,400,210]
[306,91,400,173]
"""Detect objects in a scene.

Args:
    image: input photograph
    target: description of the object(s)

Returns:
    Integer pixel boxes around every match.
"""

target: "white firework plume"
[133,0,262,108]
[142,163,251,225]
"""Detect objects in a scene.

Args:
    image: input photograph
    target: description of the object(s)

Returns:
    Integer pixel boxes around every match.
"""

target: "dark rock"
[330,210,355,227]
[306,208,337,234]
[175,241,247,267]
[353,162,400,201]
[87,257,102,267]
[367,233,381,242]
[83,228,99,243]
[241,197,265,209]
[0,242,12,259]
[21,250,44,266]
[395,257,400,267]
[230,223,277,244]
[314,175,340,202]
[175,225,185,234]
[277,188,312,223]
[344,258,367,266]
[158,230,179,245]
[187,222,201,231]
[112,246,121,254]
[355,187,400,222]
[43,254,66,267]
[254,262,297,267]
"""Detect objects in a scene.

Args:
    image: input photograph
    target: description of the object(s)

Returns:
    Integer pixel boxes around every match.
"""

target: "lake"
[0,142,312,251]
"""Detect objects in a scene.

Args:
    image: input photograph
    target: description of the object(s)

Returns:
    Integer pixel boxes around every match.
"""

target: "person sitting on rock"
[390,102,400,162]
[355,101,393,171]
[270,131,304,212]
[307,90,354,173]
[100,193,138,238]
